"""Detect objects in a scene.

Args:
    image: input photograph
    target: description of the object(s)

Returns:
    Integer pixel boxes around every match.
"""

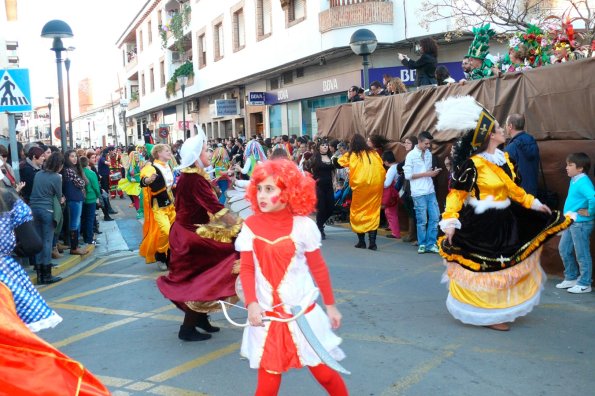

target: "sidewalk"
[28,212,131,284]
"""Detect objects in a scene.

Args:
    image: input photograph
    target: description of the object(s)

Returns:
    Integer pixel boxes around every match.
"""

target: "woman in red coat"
[157,128,241,341]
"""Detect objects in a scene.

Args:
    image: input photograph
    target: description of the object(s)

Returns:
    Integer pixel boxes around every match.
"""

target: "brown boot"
[70,230,88,255]
[52,247,63,259]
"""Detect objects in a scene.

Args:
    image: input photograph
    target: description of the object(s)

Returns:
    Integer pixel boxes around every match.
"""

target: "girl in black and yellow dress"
[434,96,571,331]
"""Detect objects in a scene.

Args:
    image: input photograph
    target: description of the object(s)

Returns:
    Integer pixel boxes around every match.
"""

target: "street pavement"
[36,199,595,396]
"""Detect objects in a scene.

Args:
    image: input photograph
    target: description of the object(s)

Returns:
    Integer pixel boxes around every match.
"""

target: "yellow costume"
[338,151,386,233]
[439,151,571,325]
[139,160,176,264]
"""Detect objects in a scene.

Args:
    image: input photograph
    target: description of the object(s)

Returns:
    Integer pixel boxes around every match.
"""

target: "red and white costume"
[236,209,345,373]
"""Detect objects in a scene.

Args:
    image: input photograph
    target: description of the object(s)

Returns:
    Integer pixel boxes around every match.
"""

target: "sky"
[9,0,146,112]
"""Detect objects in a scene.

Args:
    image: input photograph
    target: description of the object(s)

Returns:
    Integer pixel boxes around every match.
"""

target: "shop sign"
[266,70,360,105]
[248,92,266,105]
[158,126,169,139]
[367,62,465,87]
[211,99,239,118]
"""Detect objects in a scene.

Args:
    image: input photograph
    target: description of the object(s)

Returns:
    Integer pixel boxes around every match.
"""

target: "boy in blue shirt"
[556,153,595,293]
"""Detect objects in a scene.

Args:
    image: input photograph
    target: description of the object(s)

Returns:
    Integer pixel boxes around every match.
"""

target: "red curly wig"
[246,159,316,216]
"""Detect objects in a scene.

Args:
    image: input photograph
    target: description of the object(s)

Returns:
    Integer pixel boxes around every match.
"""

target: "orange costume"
[0,283,109,396]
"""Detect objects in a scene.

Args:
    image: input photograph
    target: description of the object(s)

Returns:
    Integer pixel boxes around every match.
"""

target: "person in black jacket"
[19,147,45,204]
[398,37,438,87]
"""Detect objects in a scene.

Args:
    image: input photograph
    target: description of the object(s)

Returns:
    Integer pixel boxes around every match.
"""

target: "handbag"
[536,160,560,210]
[109,172,122,182]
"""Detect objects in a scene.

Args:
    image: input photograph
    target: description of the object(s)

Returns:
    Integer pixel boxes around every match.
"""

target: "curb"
[29,245,96,284]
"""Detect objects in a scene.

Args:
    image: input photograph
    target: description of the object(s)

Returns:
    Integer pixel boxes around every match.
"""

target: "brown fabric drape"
[316,57,595,142]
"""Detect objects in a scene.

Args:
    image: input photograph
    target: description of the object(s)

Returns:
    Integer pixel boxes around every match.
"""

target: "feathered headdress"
[467,24,496,60]
[435,96,496,169]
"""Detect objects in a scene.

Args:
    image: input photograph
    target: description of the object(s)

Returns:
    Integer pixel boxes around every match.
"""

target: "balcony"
[319,0,393,33]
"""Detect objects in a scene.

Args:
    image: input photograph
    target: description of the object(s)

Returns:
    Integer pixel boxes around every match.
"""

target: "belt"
[263,303,316,320]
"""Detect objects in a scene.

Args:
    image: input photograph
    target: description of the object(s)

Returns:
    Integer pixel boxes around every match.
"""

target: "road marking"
[85,272,158,279]
[151,304,178,313]
[124,381,155,391]
[148,385,208,396]
[342,333,414,345]
[381,344,459,396]
[39,258,108,291]
[146,343,240,382]
[53,317,139,348]
[53,278,142,303]
[95,375,134,387]
[51,302,141,317]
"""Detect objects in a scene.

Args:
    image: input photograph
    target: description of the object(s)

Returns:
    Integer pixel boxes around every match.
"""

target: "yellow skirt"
[118,178,141,196]
[443,247,545,326]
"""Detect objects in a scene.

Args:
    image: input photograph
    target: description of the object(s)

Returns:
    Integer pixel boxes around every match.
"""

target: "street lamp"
[87,119,91,147]
[65,46,75,149]
[120,99,129,147]
[177,75,188,140]
[46,96,54,145]
[349,28,378,92]
[41,19,73,152]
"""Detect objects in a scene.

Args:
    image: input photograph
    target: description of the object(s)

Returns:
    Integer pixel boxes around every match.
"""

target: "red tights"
[255,365,348,396]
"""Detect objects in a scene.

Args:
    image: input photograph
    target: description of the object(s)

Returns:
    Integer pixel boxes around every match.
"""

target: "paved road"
[37,206,594,396]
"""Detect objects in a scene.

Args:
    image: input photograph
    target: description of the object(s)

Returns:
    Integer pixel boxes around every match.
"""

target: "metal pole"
[110,94,118,147]
[48,102,53,145]
[52,37,68,152]
[88,121,91,147]
[181,84,186,140]
[7,113,20,182]
[65,57,73,148]
[362,54,370,92]
[123,109,128,147]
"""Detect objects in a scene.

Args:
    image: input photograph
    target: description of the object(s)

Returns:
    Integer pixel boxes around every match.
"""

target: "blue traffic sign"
[0,68,32,112]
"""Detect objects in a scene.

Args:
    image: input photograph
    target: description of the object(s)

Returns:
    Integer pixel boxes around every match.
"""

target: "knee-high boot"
[354,233,366,249]
[368,230,378,251]
[178,311,212,341]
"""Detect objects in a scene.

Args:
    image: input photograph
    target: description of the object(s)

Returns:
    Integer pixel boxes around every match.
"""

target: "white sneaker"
[555,279,577,289]
[567,285,592,294]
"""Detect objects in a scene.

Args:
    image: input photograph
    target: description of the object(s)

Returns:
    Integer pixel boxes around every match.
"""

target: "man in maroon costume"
[157,127,241,341]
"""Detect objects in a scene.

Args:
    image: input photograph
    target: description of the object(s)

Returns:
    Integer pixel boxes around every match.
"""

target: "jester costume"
[239,140,267,179]
[139,154,176,265]
[211,145,231,204]
[108,151,124,199]
[435,97,572,327]
[118,151,144,219]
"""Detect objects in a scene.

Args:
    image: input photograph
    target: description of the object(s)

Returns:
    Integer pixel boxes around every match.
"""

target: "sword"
[290,304,351,375]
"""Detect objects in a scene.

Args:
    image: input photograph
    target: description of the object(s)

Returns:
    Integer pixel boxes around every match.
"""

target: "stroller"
[327,180,351,225]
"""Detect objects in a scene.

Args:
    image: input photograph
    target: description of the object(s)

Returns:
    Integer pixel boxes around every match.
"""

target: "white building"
[117,0,558,142]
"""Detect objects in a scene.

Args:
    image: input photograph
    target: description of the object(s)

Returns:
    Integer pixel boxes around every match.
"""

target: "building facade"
[117,0,513,143]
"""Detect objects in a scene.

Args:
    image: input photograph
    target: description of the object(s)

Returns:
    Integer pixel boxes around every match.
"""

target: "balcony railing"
[320,0,393,33]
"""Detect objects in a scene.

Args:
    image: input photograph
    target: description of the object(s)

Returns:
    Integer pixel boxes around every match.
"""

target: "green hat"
[467,24,496,60]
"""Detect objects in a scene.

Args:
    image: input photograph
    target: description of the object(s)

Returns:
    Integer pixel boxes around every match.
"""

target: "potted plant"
[166,61,194,98]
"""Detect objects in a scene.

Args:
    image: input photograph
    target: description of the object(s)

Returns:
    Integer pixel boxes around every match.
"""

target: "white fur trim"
[564,211,578,221]
[531,198,543,211]
[435,96,483,132]
[466,196,511,214]
[439,218,461,232]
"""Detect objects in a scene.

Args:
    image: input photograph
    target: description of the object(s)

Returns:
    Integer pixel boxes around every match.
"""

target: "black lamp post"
[65,46,75,149]
[349,29,378,92]
[46,96,53,145]
[41,19,73,152]
[177,75,188,140]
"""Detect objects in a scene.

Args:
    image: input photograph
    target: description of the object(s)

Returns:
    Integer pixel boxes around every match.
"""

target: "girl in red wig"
[236,159,349,395]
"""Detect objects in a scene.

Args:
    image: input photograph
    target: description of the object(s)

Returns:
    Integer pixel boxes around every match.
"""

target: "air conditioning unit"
[171,51,182,63]
[187,99,199,113]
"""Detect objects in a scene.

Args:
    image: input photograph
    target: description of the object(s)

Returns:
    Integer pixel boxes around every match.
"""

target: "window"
[282,71,293,85]
[198,32,207,68]
[287,0,305,25]
[157,10,162,30]
[139,29,144,51]
[256,0,272,39]
[232,9,245,52]
[141,72,145,96]
[160,60,165,87]
[149,67,155,92]
[269,77,279,90]
[214,22,224,60]
[148,21,152,45]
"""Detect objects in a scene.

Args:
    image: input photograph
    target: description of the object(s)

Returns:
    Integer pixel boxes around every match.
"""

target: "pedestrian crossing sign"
[0,68,32,112]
